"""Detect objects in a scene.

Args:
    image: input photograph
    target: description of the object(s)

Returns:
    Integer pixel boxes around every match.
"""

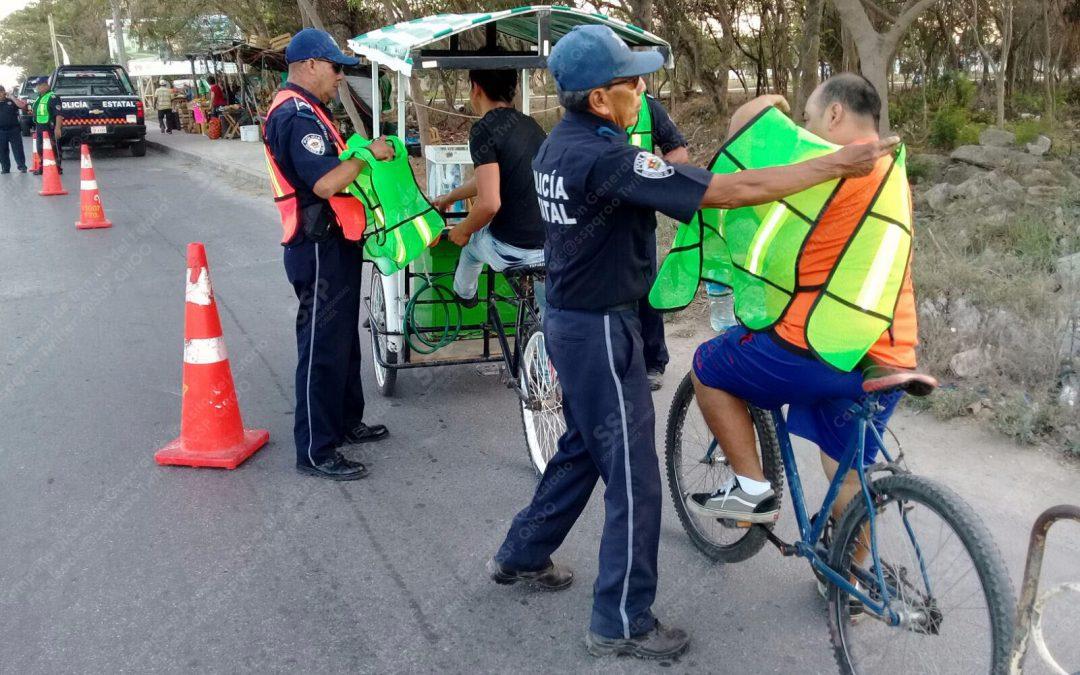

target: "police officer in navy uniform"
[0,85,29,174]
[485,25,898,658]
[264,29,391,480]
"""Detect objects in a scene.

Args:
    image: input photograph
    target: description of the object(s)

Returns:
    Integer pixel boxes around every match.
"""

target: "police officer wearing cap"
[264,29,391,481]
[0,85,29,174]
[485,25,898,658]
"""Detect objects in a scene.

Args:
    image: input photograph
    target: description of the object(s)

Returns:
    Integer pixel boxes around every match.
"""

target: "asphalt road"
[0,139,1077,674]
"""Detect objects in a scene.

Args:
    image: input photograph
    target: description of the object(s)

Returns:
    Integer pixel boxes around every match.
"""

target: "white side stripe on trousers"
[305,243,321,467]
[604,313,634,639]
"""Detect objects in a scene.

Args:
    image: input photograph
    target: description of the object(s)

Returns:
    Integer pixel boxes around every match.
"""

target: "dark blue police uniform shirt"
[0,98,20,128]
[535,110,712,311]
[646,95,686,155]
[264,83,341,210]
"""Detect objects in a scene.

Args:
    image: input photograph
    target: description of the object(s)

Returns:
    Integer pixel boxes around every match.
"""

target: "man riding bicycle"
[689,73,917,527]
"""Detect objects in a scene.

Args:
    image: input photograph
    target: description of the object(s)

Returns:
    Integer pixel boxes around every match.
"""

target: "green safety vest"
[339,134,446,275]
[34,91,54,125]
[626,93,653,150]
[649,107,912,372]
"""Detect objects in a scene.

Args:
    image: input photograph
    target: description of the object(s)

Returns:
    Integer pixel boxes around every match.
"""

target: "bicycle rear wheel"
[519,326,565,476]
[664,373,785,562]
[827,474,1015,675]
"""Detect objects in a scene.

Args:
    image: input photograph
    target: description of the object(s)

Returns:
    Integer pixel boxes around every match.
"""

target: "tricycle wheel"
[368,265,397,397]
[518,326,564,476]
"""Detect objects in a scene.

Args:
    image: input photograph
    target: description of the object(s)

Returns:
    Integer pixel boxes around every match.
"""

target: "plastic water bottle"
[705,282,737,333]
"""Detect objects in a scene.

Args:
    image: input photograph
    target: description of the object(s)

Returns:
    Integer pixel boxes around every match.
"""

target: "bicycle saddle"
[503,263,546,279]
[862,370,939,397]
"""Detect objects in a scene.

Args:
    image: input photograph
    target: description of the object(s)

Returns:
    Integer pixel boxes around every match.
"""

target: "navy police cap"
[286,28,360,66]
[547,25,663,92]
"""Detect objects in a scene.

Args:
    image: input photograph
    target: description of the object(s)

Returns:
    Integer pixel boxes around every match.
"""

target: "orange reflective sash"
[264,88,367,244]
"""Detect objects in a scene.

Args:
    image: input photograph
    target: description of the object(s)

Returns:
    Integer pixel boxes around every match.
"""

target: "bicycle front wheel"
[664,372,785,563]
[827,474,1016,675]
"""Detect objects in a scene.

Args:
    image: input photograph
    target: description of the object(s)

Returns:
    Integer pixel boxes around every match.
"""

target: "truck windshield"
[53,70,134,97]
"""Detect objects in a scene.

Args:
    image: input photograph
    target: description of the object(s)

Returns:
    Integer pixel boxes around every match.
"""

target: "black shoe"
[486,558,573,591]
[0,171,9,175]
[341,422,389,444]
[647,369,664,391]
[455,292,479,309]
[585,620,690,659]
[32,170,42,176]
[57,167,62,175]
[296,453,369,480]
[17,167,27,173]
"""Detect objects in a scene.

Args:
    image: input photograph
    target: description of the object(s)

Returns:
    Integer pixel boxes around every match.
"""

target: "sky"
[0,0,34,89]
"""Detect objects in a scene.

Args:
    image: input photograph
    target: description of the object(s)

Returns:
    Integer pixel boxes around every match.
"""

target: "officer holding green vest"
[32,77,62,175]
[625,91,689,390]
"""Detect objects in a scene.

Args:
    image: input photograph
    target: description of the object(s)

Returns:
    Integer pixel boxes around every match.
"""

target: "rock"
[1027,185,1067,202]
[1019,168,1058,187]
[951,145,1040,171]
[949,347,989,378]
[923,183,955,212]
[952,170,1024,207]
[979,128,1016,147]
[1060,373,1078,408]
[1057,252,1080,288]
[950,297,982,336]
[1026,135,1052,156]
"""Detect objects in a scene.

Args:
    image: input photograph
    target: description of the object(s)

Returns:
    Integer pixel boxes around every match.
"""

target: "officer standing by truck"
[0,85,28,174]
[484,24,898,659]
[32,78,62,175]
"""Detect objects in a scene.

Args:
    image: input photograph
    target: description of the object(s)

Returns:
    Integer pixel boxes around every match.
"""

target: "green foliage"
[1009,118,1048,145]
[934,71,977,109]
[929,106,971,149]
[0,0,111,78]
[1011,92,1044,116]
[905,155,933,184]
[957,123,981,146]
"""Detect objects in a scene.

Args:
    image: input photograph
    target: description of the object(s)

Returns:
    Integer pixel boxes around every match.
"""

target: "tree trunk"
[1043,0,1055,126]
[794,0,826,114]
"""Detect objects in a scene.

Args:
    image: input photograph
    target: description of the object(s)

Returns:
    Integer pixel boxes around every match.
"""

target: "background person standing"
[154,79,175,134]
[0,85,28,174]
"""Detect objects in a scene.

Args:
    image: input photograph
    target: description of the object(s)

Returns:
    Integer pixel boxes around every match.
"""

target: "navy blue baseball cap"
[285,28,360,66]
[548,25,663,92]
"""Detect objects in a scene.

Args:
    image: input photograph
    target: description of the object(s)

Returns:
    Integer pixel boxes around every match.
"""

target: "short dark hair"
[468,69,517,104]
[818,73,881,127]
[206,75,217,85]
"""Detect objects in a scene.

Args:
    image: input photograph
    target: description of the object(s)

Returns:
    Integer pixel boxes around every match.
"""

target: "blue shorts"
[692,327,902,464]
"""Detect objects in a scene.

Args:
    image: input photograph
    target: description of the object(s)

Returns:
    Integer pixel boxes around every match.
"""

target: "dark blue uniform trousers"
[495,306,660,639]
[284,235,366,466]
[639,230,669,373]
[35,124,59,171]
[0,126,26,172]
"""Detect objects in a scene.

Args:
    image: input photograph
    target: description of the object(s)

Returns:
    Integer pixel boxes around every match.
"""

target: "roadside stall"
[347,6,671,473]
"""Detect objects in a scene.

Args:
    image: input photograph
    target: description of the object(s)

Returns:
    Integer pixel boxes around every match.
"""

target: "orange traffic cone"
[154,243,269,469]
[75,144,112,229]
[38,131,67,196]
[31,135,41,173]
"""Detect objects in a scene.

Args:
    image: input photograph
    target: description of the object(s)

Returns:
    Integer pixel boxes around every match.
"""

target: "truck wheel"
[130,138,147,157]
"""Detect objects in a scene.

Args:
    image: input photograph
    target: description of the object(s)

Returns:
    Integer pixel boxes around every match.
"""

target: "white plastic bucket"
[239,125,260,142]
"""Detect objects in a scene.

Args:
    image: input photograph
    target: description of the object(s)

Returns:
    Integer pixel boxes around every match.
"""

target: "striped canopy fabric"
[348,5,671,75]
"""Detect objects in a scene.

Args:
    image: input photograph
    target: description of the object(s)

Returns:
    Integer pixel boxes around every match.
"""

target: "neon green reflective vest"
[34,91,54,124]
[626,93,653,150]
[650,107,912,372]
[339,134,446,275]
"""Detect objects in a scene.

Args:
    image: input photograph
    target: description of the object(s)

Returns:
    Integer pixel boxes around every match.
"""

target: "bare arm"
[449,163,500,244]
[432,176,478,211]
[700,137,900,210]
[55,114,63,140]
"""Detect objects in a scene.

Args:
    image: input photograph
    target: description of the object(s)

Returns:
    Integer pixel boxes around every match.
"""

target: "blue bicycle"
[665,371,1016,674]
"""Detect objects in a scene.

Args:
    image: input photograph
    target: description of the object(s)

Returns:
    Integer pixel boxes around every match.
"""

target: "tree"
[960,0,1013,128]
[793,0,826,115]
[0,0,111,77]
[830,0,941,131]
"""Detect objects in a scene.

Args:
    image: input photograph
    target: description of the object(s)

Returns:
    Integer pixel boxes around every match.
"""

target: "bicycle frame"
[486,273,542,398]
[762,395,928,626]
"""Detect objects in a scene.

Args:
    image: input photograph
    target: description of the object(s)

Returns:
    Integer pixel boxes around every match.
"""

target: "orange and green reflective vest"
[263,89,368,244]
[650,106,914,372]
[339,134,445,275]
